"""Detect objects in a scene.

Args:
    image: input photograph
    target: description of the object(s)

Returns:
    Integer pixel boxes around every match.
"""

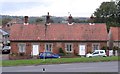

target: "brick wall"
[10,41,107,59]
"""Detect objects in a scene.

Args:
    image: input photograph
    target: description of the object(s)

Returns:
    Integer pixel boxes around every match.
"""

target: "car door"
[46,53,52,58]
[40,53,45,59]
[100,51,105,56]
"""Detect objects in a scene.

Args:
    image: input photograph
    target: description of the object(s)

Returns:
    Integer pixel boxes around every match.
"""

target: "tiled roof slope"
[10,23,108,41]
[110,27,120,41]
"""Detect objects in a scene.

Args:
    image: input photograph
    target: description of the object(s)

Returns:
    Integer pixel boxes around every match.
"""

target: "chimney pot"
[89,23,95,25]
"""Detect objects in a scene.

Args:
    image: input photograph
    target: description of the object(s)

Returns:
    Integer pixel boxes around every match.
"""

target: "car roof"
[41,52,52,53]
[94,50,105,51]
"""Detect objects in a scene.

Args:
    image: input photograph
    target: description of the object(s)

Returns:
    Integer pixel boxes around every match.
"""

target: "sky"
[0,0,114,17]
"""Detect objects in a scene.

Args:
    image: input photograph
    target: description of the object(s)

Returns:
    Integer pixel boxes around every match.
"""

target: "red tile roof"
[10,23,108,41]
[110,27,120,41]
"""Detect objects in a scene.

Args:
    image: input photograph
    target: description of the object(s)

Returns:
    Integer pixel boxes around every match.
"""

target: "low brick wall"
[9,55,32,60]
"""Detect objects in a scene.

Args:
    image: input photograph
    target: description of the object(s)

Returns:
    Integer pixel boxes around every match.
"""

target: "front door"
[32,44,39,56]
[79,45,86,56]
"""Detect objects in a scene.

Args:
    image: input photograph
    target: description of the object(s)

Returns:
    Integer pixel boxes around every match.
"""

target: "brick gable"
[110,27,120,41]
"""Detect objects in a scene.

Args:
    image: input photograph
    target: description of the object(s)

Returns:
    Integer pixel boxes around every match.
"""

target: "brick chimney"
[24,16,29,25]
[46,12,51,25]
[90,14,94,23]
[68,14,73,25]
[89,14,95,25]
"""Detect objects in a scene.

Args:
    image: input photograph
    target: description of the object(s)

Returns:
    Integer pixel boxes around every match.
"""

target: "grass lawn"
[1,56,118,67]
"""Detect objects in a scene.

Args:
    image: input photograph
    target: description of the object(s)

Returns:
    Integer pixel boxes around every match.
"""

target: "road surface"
[2,61,118,72]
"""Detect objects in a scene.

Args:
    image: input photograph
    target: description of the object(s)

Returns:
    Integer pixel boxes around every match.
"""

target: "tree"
[2,17,11,26]
[116,1,120,24]
[74,18,80,23]
[35,18,43,24]
[94,1,117,23]
[93,1,120,30]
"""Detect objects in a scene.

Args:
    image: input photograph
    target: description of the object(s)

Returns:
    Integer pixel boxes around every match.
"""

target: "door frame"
[32,43,39,56]
[79,43,86,56]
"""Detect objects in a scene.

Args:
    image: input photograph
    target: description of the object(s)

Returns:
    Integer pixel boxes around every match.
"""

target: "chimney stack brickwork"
[24,16,29,25]
[68,14,74,25]
[46,12,50,24]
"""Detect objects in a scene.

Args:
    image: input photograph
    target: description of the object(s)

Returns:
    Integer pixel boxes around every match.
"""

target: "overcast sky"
[0,0,113,17]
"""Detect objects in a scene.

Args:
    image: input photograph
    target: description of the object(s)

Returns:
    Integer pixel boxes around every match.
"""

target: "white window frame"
[65,43,73,53]
[18,43,26,53]
[45,43,53,52]
[92,43,100,51]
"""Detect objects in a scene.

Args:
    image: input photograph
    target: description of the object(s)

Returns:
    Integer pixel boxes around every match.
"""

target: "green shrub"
[59,48,65,56]
[113,46,119,50]
[101,46,108,52]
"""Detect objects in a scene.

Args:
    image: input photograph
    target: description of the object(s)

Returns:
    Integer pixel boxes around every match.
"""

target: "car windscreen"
[3,46,10,50]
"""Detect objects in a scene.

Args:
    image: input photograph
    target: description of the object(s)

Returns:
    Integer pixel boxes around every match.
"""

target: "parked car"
[39,52,60,59]
[86,50,107,58]
[2,46,11,54]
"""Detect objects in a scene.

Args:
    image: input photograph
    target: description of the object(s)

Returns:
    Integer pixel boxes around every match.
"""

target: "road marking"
[67,67,95,70]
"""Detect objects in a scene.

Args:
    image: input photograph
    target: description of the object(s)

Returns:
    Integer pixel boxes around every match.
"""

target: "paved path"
[2,61,118,72]
[0,54,9,60]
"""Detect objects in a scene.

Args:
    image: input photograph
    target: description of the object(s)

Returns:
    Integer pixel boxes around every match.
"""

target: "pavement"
[2,61,118,72]
[0,54,9,60]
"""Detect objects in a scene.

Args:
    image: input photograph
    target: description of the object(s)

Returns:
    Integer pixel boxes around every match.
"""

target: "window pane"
[93,51,99,54]
[46,53,51,56]
[96,45,98,50]
[66,44,72,52]
[100,51,104,53]
[93,44,99,51]
[69,45,71,51]
[67,45,69,51]
[49,44,52,51]
[19,44,25,53]
[46,44,49,51]
[42,53,46,56]
[46,44,52,52]
[19,45,22,52]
